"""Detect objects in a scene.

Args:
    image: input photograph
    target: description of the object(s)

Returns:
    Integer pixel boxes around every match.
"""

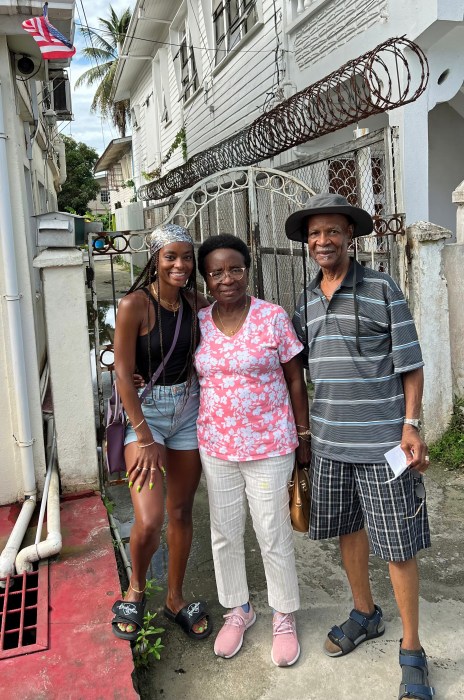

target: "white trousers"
[200,450,300,613]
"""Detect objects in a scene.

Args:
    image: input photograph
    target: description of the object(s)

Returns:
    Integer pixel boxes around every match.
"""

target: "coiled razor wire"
[138,36,428,202]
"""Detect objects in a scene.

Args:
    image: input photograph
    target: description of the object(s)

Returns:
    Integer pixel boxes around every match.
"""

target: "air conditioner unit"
[15,54,44,80]
[50,71,73,121]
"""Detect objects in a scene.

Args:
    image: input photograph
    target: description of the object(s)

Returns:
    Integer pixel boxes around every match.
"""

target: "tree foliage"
[57,136,100,215]
[75,6,131,136]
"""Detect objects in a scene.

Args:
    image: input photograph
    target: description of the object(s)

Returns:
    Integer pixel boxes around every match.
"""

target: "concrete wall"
[33,249,99,493]
[429,103,464,236]
[407,222,453,441]
[443,181,464,397]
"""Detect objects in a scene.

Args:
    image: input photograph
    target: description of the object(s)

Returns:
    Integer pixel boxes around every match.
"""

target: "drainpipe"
[16,418,62,574]
[0,80,37,581]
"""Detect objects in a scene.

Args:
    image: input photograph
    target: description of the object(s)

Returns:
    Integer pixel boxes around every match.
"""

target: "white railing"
[289,0,320,20]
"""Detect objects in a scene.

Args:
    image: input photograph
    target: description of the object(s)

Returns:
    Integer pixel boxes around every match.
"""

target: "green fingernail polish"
[129,481,133,488]
[149,482,154,490]
[136,485,141,493]
[125,472,128,478]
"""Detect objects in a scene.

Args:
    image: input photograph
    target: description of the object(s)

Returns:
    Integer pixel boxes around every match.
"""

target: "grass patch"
[429,398,464,469]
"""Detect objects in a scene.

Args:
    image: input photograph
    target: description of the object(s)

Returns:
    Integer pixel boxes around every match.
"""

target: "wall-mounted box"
[35,211,85,247]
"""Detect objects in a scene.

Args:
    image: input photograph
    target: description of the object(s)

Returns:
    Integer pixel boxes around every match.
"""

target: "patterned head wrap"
[148,223,193,257]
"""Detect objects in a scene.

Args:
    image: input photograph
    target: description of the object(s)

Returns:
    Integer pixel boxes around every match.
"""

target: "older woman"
[111,224,210,643]
[194,234,310,667]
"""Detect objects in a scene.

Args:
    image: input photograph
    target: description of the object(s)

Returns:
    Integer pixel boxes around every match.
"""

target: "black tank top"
[135,289,198,385]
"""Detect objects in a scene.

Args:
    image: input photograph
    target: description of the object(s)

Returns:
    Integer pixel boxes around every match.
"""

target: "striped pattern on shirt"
[292,260,424,463]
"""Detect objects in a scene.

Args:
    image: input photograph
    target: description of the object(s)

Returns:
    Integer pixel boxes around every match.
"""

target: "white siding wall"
[126,0,284,186]
[130,62,154,188]
[185,1,279,156]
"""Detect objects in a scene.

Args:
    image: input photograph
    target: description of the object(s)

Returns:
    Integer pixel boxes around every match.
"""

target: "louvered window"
[213,0,258,65]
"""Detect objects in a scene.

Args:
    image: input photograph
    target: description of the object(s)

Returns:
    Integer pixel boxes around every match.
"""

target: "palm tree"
[75,6,131,136]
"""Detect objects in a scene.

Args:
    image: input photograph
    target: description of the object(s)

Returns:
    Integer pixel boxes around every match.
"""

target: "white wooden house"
[112,0,464,237]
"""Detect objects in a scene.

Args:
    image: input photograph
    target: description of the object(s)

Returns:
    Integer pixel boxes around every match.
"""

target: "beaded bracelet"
[297,429,311,438]
[132,418,146,430]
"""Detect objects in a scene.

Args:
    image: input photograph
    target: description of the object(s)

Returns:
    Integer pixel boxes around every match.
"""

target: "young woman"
[194,234,311,667]
[111,224,211,642]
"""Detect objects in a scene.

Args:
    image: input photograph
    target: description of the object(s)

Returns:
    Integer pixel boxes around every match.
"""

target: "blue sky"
[61,0,134,155]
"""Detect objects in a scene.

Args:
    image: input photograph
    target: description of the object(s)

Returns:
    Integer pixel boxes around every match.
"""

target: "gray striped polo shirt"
[292,260,424,463]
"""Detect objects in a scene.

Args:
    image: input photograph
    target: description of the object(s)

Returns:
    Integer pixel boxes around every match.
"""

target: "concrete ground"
[0,494,137,700]
[107,462,464,700]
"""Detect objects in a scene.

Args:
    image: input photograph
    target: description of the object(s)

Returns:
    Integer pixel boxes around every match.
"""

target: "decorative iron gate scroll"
[164,166,318,315]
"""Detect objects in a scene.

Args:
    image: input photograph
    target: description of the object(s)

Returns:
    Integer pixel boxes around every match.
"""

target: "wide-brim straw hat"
[285,193,374,242]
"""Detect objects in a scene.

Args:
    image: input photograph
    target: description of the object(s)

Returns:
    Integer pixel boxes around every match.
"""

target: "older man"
[286,194,434,700]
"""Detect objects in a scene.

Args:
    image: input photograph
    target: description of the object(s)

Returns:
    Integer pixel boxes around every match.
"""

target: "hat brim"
[285,205,374,242]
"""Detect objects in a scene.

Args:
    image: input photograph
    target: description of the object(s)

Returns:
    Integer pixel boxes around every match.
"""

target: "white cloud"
[66,0,134,154]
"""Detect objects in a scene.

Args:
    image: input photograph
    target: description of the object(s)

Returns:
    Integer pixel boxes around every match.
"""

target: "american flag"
[21,4,76,61]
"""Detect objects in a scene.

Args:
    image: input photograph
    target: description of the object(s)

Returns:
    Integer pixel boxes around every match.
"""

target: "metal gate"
[87,166,317,461]
[88,133,404,468]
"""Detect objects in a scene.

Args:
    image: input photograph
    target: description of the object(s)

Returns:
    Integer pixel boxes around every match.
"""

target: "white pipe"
[0,80,37,580]
[34,418,56,546]
[16,461,61,574]
[55,136,67,185]
[0,498,37,583]
[39,362,50,405]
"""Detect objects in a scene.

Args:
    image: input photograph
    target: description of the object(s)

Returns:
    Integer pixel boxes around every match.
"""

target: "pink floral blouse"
[194,297,303,461]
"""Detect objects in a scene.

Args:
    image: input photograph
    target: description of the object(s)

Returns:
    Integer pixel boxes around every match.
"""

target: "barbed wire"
[138,36,428,202]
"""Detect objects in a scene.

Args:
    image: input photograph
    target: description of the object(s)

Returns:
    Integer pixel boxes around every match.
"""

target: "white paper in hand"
[384,445,408,483]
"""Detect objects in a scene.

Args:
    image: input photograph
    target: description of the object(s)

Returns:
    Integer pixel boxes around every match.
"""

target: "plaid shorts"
[309,454,431,562]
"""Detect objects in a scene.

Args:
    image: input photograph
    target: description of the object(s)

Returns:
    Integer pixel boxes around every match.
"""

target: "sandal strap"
[111,599,145,628]
[328,625,355,653]
[175,601,209,631]
[400,683,435,698]
[350,604,382,630]
[399,651,428,670]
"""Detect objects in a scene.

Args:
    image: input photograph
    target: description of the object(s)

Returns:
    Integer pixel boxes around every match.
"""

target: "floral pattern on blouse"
[194,297,303,461]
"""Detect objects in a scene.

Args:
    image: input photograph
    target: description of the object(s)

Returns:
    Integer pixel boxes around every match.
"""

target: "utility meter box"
[35,211,86,247]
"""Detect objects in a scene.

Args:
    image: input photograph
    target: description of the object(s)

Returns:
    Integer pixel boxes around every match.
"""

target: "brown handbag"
[288,461,310,533]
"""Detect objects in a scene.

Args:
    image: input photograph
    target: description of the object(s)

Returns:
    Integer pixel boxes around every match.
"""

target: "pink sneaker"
[271,612,300,667]
[214,605,256,658]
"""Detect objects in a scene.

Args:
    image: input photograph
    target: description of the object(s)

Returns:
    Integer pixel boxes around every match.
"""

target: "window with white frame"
[100,189,110,203]
[178,21,199,102]
[213,0,258,65]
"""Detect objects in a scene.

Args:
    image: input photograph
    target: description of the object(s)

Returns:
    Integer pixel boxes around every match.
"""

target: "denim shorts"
[124,377,199,451]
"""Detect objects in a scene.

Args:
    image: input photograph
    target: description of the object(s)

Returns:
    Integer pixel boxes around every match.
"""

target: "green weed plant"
[132,579,165,667]
[429,398,464,469]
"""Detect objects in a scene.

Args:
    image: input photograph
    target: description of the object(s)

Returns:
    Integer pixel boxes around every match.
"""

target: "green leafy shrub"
[429,398,464,469]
